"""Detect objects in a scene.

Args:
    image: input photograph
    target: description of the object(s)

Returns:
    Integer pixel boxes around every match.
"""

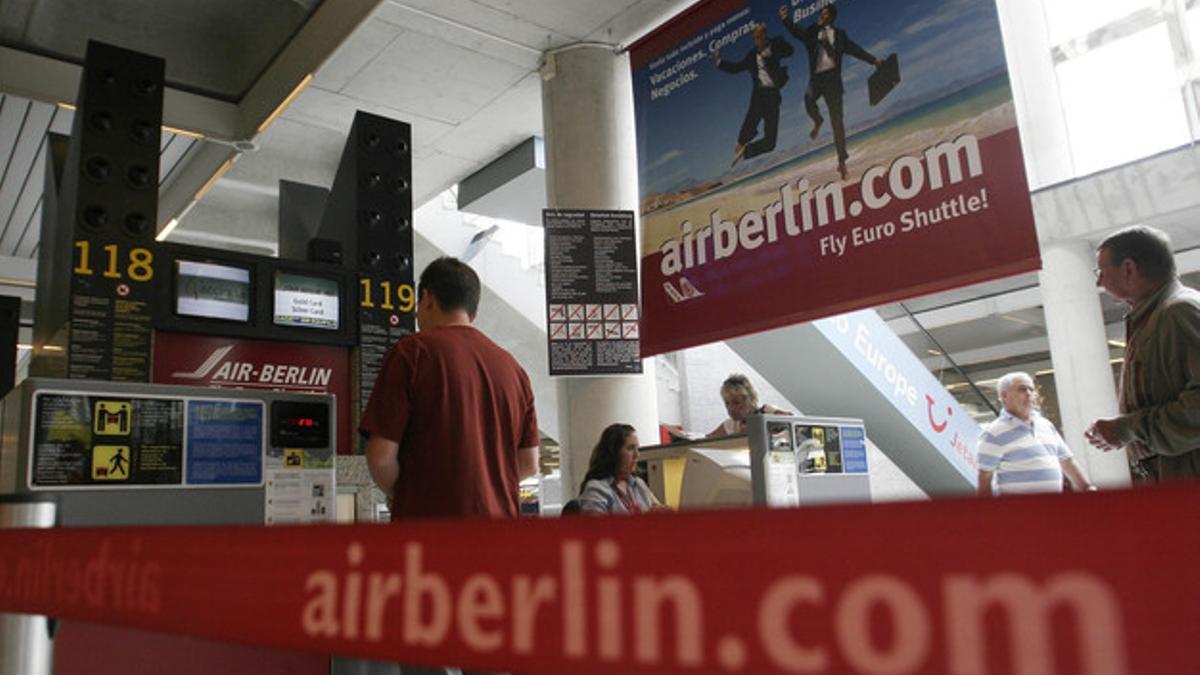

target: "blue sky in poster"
[633,0,1010,197]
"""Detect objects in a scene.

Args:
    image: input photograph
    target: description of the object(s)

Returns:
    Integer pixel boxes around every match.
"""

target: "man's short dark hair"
[418,257,481,317]
[822,4,838,21]
[1099,225,1176,282]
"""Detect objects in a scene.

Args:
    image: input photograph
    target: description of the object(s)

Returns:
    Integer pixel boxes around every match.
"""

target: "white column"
[993,0,1075,187]
[1039,239,1130,487]
[541,44,660,496]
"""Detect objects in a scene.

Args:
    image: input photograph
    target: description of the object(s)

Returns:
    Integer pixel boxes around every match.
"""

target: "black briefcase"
[868,54,900,106]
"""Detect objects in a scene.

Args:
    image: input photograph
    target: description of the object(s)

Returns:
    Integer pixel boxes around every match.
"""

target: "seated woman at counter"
[707,373,791,437]
[578,423,667,514]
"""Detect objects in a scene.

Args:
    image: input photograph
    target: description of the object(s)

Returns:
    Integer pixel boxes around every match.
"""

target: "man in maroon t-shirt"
[360,257,539,519]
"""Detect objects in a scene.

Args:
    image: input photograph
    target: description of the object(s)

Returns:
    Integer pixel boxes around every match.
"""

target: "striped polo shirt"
[976,410,1071,495]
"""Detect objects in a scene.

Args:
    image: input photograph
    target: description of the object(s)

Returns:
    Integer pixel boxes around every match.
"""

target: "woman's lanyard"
[614,479,642,514]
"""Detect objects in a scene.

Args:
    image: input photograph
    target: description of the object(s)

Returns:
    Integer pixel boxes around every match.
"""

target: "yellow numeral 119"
[360,278,415,312]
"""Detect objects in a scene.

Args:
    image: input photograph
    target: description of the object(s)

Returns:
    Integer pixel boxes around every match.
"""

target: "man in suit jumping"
[714,22,794,168]
[780,3,882,179]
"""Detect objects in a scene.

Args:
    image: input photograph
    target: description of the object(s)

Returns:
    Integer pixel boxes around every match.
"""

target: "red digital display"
[270,401,331,449]
[284,417,319,429]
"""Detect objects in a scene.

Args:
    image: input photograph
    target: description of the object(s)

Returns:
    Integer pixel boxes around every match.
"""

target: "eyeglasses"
[1094,254,1126,281]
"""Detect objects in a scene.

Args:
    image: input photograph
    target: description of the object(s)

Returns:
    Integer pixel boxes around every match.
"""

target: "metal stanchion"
[0,495,57,675]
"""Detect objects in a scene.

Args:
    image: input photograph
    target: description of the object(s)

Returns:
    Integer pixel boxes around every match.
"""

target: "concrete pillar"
[1039,239,1130,487]
[541,44,660,496]
[993,0,1074,187]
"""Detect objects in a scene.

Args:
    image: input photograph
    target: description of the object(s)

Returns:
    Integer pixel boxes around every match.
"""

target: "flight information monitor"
[273,271,340,331]
[175,260,252,322]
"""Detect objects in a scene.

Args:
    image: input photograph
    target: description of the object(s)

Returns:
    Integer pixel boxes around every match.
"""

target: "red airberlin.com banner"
[2,486,1199,673]
[629,0,1039,355]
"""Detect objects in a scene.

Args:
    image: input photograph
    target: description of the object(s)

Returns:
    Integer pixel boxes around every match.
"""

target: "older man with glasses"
[977,372,1095,496]
[1086,225,1200,482]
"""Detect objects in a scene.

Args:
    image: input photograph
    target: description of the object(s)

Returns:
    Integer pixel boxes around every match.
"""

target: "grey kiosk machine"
[0,378,336,675]
[1,378,337,526]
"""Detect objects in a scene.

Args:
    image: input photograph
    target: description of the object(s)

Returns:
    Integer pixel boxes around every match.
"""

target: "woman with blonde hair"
[708,373,791,437]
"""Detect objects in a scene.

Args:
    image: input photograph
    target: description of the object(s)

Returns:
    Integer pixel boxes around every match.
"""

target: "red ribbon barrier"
[2,485,1198,674]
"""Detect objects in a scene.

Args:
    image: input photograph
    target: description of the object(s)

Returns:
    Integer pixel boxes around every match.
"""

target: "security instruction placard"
[840,425,869,474]
[794,423,870,475]
[543,209,642,375]
[265,443,336,525]
[29,391,267,490]
[32,393,184,487]
[186,400,265,485]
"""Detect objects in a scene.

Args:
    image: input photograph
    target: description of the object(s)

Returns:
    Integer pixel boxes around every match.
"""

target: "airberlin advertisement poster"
[631,0,1039,355]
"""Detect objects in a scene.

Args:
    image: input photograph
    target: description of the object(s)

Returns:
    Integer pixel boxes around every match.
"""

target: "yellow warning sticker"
[93,445,132,480]
[93,401,132,435]
[284,449,304,468]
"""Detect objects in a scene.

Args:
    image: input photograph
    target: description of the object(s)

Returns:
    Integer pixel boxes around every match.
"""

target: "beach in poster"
[631,0,1039,356]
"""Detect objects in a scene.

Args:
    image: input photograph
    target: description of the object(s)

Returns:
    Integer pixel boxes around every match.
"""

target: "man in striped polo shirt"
[977,372,1096,496]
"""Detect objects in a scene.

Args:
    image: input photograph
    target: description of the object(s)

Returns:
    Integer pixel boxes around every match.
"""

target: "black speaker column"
[58,41,165,382]
[0,296,19,398]
[317,111,414,441]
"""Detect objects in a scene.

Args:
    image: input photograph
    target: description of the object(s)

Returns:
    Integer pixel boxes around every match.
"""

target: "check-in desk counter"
[639,434,752,509]
[639,414,872,509]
